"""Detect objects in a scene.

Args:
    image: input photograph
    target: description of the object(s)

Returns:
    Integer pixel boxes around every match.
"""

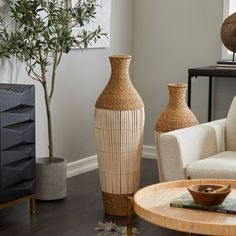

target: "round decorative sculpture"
[154,83,198,182]
[221,12,236,52]
[94,55,145,216]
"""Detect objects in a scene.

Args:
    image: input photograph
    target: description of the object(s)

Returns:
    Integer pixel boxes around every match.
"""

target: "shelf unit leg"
[208,76,213,122]
[187,75,192,109]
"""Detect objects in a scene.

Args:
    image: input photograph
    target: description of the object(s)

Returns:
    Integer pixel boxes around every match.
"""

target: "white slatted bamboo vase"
[94,55,145,216]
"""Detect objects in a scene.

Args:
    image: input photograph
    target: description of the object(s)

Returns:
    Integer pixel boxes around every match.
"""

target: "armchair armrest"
[159,119,226,181]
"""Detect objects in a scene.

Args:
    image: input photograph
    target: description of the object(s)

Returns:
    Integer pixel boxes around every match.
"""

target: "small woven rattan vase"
[154,83,198,182]
[94,55,145,216]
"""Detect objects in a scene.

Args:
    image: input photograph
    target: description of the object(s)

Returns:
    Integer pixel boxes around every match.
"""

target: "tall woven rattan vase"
[154,83,198,182]
[94,55,145,216]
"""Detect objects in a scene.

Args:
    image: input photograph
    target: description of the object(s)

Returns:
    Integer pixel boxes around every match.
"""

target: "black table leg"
[187,75,192,108]
[208,76,212,122]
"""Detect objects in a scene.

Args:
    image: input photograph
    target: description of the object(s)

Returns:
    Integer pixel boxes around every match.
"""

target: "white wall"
[134,0,225,146]
[0,0,134,162]
[2,0,234,161]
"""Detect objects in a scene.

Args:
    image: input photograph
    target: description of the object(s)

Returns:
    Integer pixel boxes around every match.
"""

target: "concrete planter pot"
[36,157,67,200]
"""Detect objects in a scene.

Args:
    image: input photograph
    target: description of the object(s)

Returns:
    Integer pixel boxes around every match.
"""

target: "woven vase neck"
[95,55,144,110]
[110,55,131,80]
[167,83,187,108]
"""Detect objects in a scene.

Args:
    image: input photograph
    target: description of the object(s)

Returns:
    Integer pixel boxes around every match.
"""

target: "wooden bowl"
[187,184,231,206]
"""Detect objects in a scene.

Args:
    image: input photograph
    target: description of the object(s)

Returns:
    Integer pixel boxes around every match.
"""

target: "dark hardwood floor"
[0,159,185,236]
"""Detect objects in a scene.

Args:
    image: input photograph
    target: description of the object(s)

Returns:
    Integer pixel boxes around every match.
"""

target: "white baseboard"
[67,155,98,178]
[142,145,157,159]
[67,145,157,178]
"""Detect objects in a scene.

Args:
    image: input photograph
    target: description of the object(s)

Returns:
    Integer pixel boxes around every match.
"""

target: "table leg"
[208,76,212,122]
[30,194,36,215]
[127,197,133,236]
[187,75,192,109]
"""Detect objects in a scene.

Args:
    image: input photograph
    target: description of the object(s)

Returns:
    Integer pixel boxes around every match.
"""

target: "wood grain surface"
[134,179,236,235]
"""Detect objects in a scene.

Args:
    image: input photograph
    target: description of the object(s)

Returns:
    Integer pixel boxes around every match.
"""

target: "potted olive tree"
[0,0,105,200]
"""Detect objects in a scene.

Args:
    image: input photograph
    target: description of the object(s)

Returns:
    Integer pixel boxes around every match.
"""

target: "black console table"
[188,66,236,122]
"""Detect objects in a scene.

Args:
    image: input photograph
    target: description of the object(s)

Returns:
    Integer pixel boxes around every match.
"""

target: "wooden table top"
[133,179,236,235]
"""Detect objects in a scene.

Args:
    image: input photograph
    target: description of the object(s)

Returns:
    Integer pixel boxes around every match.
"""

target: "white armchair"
[159,97,236,182]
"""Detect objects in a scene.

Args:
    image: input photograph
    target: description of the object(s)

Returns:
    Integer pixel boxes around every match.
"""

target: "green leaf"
[0,0,106,86]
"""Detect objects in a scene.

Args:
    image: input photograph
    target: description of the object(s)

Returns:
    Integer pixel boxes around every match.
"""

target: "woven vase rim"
[168,83,187,88]
[109,55,132,59]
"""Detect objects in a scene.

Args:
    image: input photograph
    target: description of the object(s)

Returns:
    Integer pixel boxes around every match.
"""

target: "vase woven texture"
[155,83,198,133]
[94,55,145,216]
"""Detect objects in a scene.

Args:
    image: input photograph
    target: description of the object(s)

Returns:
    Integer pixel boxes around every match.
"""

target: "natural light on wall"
[229,0,236,14]
[223,0,236,59]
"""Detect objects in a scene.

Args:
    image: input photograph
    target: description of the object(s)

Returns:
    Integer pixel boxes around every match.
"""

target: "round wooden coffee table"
[132,179,236,236]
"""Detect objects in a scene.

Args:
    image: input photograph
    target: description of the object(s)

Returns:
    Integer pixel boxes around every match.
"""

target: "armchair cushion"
[226,96,236,151]
[186,151,236,179]
[159,119,226,181]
